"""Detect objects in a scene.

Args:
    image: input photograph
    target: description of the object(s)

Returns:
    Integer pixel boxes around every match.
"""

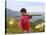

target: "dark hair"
[20,8,27,13]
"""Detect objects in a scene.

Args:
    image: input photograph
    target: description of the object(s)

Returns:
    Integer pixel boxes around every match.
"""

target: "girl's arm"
[29,15,32,18]
[26,15,32,18]
[25,14,32,18]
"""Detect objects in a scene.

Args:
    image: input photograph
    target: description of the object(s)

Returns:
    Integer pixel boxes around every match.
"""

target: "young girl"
[19,8,32,33]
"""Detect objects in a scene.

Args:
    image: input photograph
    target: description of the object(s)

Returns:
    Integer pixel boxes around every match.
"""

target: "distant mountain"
[6,8,45,22]
[6,8,20,18]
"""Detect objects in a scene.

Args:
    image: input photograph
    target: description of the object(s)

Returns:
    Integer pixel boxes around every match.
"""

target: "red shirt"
[19,15,32,31]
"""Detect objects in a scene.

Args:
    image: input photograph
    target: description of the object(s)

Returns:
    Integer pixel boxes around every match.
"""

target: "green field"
[6,16,45,34]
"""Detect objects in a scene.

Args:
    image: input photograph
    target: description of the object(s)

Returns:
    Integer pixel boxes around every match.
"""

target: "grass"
[5,17,45,34]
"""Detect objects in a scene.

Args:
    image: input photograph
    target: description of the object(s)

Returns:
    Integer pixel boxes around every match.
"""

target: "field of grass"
[5,16,45,34]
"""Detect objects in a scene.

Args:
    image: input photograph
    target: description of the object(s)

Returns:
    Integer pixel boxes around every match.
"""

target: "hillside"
[5,8,45,22]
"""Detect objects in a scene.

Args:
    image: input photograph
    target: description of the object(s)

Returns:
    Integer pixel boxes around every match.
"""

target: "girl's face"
[21,12,26,15]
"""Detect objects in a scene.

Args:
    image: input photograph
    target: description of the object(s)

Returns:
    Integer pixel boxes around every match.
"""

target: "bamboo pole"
[31,14,42,16]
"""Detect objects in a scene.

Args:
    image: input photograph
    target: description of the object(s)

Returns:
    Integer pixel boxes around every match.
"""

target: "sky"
[15,0,44,3]
[7,0,45,13]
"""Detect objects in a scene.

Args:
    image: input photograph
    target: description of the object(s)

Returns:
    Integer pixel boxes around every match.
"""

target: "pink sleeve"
[19,17,24,28]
